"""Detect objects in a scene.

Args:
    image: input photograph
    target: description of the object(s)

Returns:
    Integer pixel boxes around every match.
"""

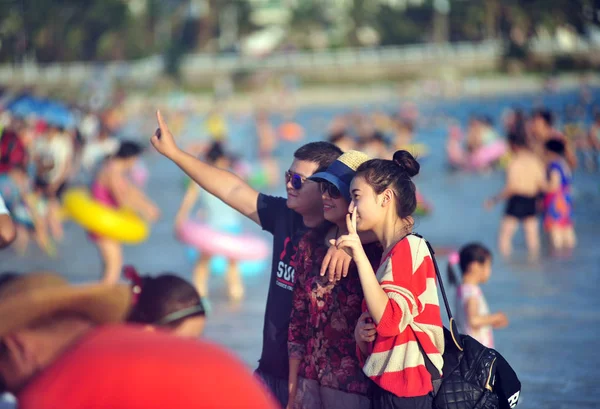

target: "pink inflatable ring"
[177,221,269,261]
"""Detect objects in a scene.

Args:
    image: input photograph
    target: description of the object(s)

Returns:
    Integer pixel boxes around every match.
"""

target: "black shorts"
[505,195,537,220]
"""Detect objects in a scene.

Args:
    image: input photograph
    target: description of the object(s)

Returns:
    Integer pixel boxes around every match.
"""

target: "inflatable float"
[447,138,507,171]
[185,247,268,277]
[63,188,149,244]
[177,221,269,262]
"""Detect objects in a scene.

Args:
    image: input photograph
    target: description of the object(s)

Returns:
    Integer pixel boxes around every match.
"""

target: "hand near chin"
[330,209,364,259]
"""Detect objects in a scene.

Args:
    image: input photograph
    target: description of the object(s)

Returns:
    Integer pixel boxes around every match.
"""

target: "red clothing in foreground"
[17,325,278,409]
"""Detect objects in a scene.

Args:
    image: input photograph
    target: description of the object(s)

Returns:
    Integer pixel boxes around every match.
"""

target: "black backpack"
[416,236,521,409]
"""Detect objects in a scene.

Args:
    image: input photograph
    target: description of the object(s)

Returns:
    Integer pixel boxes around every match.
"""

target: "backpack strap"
[412,232,462,348]
[410,233,465,393]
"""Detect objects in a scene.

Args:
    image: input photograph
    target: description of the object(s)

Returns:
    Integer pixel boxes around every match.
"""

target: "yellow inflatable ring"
[63,188,149,244]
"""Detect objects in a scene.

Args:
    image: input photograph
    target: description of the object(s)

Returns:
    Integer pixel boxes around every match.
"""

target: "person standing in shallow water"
[543,138,576,252]
[485,129,546,259]
[447,244,509,348]
[150,111,353,407]
[334,150,444,409]
[89,141,160,284]
[287,150,381,409]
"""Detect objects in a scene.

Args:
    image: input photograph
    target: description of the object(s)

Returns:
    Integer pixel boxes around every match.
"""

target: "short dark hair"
[533,109,554,127]
[293,142,342,173]
[115,141,143,159]
[0,272,18,292]
[545,138,566,156]
[205,141,227,164]
[127,272,205,328]
[447,243,492,286]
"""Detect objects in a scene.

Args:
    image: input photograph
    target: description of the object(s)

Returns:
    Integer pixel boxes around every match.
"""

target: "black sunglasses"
[285,170,307,190]
[320,182,342,199]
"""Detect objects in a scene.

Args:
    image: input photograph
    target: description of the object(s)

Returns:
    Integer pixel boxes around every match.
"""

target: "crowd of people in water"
[0,83,596,408]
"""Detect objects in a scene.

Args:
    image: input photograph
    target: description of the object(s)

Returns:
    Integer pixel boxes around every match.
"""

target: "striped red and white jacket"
[359,234,444,398]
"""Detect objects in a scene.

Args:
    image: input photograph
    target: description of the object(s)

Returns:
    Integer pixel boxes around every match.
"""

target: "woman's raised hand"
[330,208,363,259]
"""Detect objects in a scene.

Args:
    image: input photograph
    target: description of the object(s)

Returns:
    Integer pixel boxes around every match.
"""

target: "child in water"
[543,139,576,251]
[485,129,546,259]
[448,243,508,348]
[175,142,244,302]
[125,266,206,339]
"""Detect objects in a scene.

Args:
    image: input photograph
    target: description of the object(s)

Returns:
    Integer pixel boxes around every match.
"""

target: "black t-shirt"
[256,193,306,379]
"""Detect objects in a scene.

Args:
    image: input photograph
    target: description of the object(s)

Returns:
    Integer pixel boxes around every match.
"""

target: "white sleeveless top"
[455,283,494,348]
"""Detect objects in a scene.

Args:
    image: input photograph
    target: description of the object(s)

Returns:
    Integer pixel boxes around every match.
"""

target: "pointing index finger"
[350,208,357,233]
[157,110,167,130]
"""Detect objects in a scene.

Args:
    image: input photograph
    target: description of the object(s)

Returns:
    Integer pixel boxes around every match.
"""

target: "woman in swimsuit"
[90,141,160,284]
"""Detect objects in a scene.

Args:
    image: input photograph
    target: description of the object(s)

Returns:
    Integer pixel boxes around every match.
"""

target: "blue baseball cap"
[309,150,371,202]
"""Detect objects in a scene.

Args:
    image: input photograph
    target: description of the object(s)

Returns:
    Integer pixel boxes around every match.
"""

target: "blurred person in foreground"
[125,266,207,338]
[0,271,278,409]
[0,194,16,248]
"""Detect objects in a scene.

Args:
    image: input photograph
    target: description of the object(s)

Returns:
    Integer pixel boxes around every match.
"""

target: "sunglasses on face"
[319,182,342,199]
[285,170,307,190]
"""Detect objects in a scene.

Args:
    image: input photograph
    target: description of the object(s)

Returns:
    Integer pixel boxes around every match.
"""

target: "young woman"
[125,266,206,339]
[287,150,381,409]
[447,243,508,348]
[89,141,160,284]
[334,150,444,409]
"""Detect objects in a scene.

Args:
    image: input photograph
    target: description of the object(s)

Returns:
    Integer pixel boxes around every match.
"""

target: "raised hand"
[330,208,363,259]
[150,110,179,159]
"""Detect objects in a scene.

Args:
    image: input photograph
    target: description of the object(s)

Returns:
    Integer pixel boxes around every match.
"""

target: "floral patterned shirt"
[288,228,382,395]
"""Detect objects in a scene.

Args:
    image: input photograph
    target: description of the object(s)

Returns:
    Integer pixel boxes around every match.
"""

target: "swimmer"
[485,129,546,259]
[543,139,576,251]
[175,142,244,302]
[531,109,577,169]
[587,112,600,170]
[89,142,160,284]
[125,266,206,338]
[328,130,356,152]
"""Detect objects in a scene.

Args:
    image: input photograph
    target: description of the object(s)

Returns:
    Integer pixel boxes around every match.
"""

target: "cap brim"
[0,283,132,337]
[308,172,350,202]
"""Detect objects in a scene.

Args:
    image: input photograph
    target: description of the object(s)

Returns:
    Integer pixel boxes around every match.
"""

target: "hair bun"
[392,150,420,177]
